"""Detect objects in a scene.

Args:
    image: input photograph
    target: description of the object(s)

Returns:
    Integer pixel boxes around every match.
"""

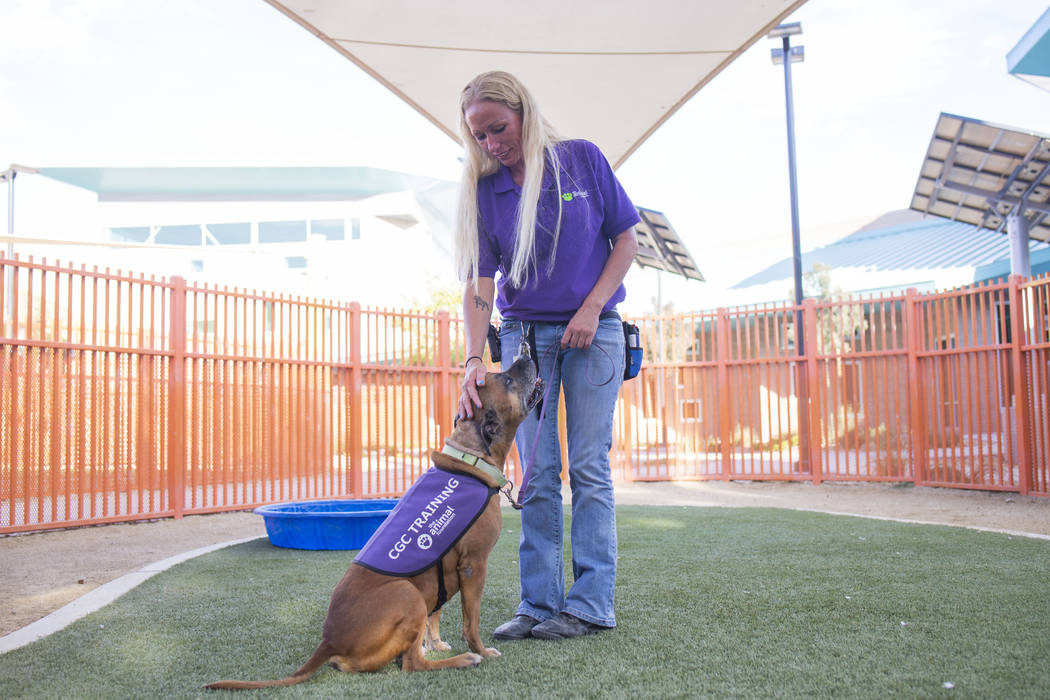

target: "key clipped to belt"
[515,332,531,362]
[485,323,532,364]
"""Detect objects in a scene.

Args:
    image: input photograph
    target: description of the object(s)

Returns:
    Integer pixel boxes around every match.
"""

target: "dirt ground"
[2,480,1048,638]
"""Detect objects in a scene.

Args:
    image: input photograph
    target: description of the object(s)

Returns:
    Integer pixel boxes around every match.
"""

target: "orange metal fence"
[2,256,1047,533]
[613,274,1048,496]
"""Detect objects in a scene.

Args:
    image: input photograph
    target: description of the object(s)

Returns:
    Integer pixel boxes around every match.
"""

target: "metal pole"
[3,165,40,332]
[5,169,13,256]
[775,32,810,472]
[657,270,666,445]
[1007,209,1032,277]
[781,35,805,354]
[4,170,13,326]
[657,269,664,359]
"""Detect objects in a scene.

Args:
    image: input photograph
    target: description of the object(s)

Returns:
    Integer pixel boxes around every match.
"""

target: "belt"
[504,309,621,325]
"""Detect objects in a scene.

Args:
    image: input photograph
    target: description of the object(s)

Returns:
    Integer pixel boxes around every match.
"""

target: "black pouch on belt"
[486,324,501,364]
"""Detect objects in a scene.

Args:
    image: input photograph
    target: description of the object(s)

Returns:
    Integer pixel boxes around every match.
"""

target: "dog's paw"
[466,653,484,666]
[481,647,501,658]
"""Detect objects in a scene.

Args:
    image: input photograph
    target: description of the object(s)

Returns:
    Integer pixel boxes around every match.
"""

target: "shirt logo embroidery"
[562,190,589,202]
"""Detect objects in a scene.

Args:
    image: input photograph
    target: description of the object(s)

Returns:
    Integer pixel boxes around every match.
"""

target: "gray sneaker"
[492,614,540,640]
[530,612,606,640]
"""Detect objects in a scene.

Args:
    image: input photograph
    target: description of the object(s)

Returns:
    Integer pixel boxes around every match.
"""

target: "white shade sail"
[263,0,808,168]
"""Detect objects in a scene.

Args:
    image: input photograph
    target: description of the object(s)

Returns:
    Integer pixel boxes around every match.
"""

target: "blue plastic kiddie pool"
[254,499,398,550]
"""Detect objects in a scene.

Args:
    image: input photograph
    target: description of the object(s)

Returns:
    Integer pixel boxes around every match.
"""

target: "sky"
[2,0,1049,313]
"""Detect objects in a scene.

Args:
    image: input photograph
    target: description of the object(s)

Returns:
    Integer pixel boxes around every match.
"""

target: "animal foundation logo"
[353,467,495,578]
[387,477,460,560]
[561,190,589,202]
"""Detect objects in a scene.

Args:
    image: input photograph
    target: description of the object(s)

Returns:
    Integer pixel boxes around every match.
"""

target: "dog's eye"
[504,376,513,387]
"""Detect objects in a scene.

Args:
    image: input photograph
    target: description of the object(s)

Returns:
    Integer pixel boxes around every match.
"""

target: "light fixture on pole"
[768,22,810,470]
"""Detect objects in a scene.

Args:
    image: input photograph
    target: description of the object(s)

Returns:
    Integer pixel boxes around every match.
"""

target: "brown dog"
[205,354,542,688]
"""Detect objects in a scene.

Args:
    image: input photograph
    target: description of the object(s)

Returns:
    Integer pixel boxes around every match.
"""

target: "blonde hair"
[455,71,564,288]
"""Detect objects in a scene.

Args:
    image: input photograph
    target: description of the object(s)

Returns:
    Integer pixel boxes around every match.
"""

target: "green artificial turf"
[1,506,1049,699]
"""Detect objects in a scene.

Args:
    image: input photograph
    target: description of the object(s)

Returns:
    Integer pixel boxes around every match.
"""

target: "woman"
[455,71,639,640]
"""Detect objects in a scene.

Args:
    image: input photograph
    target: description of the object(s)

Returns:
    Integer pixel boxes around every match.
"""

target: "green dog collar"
[441,444,507,487]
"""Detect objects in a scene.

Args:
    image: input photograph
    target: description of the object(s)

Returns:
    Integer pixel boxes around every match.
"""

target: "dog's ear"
[479,408,503,452]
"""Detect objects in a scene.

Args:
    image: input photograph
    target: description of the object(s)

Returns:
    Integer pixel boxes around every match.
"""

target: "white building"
[5,166,461,309]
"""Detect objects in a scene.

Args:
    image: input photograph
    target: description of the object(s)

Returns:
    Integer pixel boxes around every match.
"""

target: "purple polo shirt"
[476,139,641,322]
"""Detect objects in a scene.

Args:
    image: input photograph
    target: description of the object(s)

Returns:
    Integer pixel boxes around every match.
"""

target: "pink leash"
[507,327,616,509]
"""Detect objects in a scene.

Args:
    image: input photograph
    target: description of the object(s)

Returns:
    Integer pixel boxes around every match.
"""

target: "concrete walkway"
[0,536,263,654]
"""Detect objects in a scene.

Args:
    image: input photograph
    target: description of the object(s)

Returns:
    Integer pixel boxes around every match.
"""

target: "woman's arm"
[562,227,639,349]
[458,276,496,419]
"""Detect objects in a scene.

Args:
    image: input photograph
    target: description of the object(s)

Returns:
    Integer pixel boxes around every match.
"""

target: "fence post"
[803,298,822,484]
[1008,275,1033,496]
[717,308,732,480]
[167,276,186,518]
[137,353,153,511]
[621,380,635,482]
[436,311,452,446]
[349,302,363,498]
[904,288,926,485]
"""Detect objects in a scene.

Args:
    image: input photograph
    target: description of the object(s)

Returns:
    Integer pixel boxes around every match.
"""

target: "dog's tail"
[204,643,332,690]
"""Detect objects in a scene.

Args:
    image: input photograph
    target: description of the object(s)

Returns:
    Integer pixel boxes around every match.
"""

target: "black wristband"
[464,355,483,367]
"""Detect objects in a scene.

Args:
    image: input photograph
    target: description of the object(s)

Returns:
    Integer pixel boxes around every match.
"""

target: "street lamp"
[768,22,810,470]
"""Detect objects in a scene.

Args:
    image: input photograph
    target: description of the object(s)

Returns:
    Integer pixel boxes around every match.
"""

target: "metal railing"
[1,255,1046,533]
[614,274,1048,495]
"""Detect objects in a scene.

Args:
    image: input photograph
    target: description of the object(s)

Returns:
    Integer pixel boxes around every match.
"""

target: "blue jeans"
[499,317,624,627]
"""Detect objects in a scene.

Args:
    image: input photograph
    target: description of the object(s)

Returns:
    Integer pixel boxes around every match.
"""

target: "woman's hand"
[563,306,601,349]
[563,227,637,349]
[458,357,487,420]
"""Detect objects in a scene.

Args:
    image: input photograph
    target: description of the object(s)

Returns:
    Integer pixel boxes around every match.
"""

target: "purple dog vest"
[353,467,497,577]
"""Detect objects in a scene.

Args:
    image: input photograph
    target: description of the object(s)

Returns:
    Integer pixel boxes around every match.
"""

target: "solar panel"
[910,112,1050,243]
[632,207,705,281]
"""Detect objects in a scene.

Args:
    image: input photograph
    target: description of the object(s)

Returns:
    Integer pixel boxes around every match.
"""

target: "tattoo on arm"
[473,296,490,312]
